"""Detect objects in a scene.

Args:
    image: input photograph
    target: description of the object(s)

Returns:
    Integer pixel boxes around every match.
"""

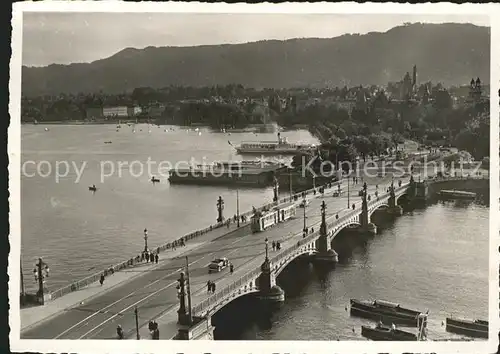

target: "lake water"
[20,124,317,291]
[20,124,489,341]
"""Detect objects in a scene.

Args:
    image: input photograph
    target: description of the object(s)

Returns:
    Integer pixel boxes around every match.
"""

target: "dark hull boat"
[445,317,488,338]
[350,299,424,327]
[361,325,417,341]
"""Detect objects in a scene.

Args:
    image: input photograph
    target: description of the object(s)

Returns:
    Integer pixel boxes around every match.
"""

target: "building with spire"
[467,77,483,103]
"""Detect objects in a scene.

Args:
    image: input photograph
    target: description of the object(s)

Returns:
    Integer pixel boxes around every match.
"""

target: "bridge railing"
[191,267,262,316]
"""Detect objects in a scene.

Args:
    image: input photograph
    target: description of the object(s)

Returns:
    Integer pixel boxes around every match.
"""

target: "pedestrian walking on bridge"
[152,328,160,340]
[207,280,212,293]
[230,263,234,274]
[116,325,124,339]
[272,241,276,251]
[99,274,105,286]
[211,282,216,293]
[145,252,150,263]
[155,253,159,264]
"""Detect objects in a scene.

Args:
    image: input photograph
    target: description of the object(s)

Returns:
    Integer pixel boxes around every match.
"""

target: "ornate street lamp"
[143,228,148,253]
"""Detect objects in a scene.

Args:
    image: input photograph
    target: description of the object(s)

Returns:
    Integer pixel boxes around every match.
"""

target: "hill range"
[21,22,490,96]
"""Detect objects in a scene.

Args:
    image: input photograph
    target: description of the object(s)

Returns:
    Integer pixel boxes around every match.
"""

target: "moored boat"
[438,189,476,200]
[350,299,425,327]
[361,324,417,341]
[445,317,488,338]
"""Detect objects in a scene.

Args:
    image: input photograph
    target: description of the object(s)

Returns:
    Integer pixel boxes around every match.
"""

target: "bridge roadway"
[21,177,397,340]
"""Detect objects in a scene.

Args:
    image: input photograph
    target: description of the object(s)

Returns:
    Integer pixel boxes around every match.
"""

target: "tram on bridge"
[251,202,296,233]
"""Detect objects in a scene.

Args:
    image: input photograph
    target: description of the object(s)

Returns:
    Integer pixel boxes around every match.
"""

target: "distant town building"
[103,106,142,118]
[467,77,483,104]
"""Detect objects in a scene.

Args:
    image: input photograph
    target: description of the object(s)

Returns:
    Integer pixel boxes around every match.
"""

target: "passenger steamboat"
[234,133,316,155]
[445,317,488,338]
[350,299,426,327]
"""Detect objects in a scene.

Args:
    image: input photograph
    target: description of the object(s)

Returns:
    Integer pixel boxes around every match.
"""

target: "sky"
[22,12,489,67]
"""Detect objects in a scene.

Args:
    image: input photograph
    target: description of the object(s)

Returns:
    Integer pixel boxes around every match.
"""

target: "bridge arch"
[368,203,389,217]
[195,281,259,317]
[396,193,409,204]
[272,240,317,277]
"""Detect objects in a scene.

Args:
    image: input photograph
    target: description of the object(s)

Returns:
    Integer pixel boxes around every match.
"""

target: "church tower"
[412,65,417,88]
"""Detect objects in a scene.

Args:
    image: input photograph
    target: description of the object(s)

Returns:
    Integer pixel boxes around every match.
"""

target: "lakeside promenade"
[22,178,391,339]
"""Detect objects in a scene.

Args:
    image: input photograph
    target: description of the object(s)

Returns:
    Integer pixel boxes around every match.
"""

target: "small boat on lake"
[88,185,97,192]
[151,177,160,183]
[438,190,476,200]
[350,299,426,327]
[361,324,417,341]
[445,317,488,338]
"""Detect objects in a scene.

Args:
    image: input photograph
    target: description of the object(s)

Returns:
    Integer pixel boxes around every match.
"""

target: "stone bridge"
[178,175,488,339]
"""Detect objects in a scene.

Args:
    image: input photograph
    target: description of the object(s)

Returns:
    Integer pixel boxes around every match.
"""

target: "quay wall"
[47,180,340,301]
[427,177,489,195]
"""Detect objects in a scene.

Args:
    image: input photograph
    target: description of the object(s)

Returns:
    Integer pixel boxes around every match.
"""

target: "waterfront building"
[102,106,142,118]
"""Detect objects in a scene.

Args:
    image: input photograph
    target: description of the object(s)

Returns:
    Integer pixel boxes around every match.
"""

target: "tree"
[352,135,371,161]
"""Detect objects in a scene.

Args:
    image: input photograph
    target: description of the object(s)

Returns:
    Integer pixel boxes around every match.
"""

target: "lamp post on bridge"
[176,260,192,326]
[347,172,350,209]
[216,196,224,223]
[265,238,269,261]
[273,176,279,204]
[236,190,240,227]
[143,228,148,253]
[302,196,307,236]
[33,257,49,305]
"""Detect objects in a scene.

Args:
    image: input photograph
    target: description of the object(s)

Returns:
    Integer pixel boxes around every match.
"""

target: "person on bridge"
[116,325,124,339]
[207,280,212,293]
[230,263,234,274]
[150,252,154,262]
[398,180,402,187]
[152,327,160,340]
[155,253,159,264]
[211,282,216,293]
[145,252,150,263]
[272,241,276,251]
[99,273,105,286]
